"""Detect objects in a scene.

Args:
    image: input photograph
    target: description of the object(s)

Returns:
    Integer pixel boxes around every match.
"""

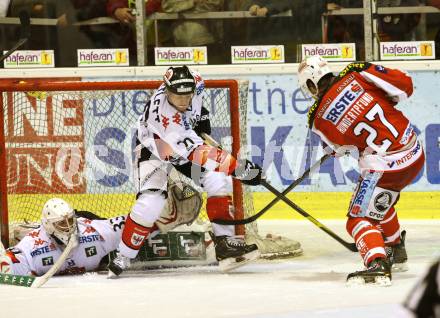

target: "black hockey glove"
[193,106,211,136]
[232,159,264,186]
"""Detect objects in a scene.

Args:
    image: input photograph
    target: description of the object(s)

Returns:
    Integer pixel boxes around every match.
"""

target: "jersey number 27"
[354,103,399,153]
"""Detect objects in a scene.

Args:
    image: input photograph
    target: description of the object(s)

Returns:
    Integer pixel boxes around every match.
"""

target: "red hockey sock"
[206,196,234,221]
[121,214,155,252]
[346,217,386,266]
[206,196,235,237]
[379,207,401,246]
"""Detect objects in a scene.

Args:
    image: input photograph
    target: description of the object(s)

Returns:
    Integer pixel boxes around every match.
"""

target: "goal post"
[0,77,302,259]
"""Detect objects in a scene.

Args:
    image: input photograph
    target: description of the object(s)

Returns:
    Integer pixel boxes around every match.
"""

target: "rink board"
[6,191,440,223]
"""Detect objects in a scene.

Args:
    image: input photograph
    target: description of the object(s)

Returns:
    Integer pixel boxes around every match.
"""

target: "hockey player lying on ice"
[298,55,425,286]
[0,190,202,277]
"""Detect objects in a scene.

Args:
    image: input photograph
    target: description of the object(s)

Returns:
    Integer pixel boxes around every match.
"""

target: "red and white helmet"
[298,55,333,99]
[42,198,77,245]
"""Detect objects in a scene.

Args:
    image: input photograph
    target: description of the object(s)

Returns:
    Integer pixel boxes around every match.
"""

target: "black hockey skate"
[214,235,260,272]
[387,230,408,272]
[346,258,392,286]
[107,251,131,279]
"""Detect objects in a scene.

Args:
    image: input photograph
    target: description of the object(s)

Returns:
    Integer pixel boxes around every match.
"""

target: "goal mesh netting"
[0,78,301,258]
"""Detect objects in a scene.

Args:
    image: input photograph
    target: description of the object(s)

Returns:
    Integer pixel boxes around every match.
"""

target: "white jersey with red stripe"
[5,216,125,276]
[136,71,237,174]
[136,72,205,166]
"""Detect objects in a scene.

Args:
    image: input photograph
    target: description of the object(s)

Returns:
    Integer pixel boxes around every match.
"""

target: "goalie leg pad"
[346,217,386,266]
[155,181,203,233]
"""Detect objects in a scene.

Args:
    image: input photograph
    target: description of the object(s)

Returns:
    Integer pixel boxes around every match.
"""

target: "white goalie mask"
[298,55,333,99]
[42,198,77,245]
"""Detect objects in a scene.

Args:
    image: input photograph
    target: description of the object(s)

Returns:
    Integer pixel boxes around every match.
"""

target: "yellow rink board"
[6,192,440,223]
[253,192,440,219]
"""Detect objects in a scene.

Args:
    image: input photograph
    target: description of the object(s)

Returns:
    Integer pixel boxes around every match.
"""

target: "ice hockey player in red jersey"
[107,65,263,277]
[298,55,425,286]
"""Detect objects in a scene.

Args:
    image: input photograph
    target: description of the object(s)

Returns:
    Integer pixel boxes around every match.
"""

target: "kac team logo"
[374,192,393,212]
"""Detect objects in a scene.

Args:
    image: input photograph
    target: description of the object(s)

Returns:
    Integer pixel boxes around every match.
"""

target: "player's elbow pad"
[188,145,237,175]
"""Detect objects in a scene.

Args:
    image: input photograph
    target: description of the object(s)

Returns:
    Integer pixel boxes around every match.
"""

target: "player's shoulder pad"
[338,62,371,78]
[191,70,205,96]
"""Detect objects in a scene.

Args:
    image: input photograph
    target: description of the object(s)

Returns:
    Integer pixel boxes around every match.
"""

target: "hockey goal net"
[0,78,301,258]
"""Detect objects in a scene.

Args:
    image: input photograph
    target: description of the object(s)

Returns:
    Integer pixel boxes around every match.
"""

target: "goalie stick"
[0,10,30,64]
[201,133,357,253]
[0,234,78,288]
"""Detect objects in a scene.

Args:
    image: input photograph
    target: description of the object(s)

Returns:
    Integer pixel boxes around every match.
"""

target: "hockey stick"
[260,179,357,252]
[0,11,30,63]
[0,234,78,287]
[31,234,78,288]
[200,133,356,252]
[201,133,331,225]
[212,154,330,225]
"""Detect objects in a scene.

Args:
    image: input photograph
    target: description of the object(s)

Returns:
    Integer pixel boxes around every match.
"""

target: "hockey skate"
[346,258,392,286]
[386,230,408,272]
[214,235,260,272]
[107,251,131,278]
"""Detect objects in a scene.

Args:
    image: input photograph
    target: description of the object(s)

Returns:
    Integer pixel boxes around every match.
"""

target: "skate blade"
[219,249,260,273]
[346,275,392,287]
[107,270,121,279]
[392,262,408,272]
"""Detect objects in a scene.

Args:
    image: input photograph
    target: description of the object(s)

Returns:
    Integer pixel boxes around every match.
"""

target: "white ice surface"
[1,220,439,318]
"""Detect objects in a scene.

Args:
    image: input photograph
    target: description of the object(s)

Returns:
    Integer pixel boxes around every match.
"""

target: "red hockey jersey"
[308,62,415,155]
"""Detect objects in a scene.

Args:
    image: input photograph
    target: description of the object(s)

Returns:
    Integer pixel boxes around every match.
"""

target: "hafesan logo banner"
[155,47,208,65]
[380,41,435,60]
[3,50,55,68]
[231,45,285,64]
[301,43,356,62]
[77,48,129,67]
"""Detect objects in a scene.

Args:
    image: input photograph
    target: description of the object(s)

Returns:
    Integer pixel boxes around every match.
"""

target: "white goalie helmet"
[298,55,333,99]
[41,198,77,245]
